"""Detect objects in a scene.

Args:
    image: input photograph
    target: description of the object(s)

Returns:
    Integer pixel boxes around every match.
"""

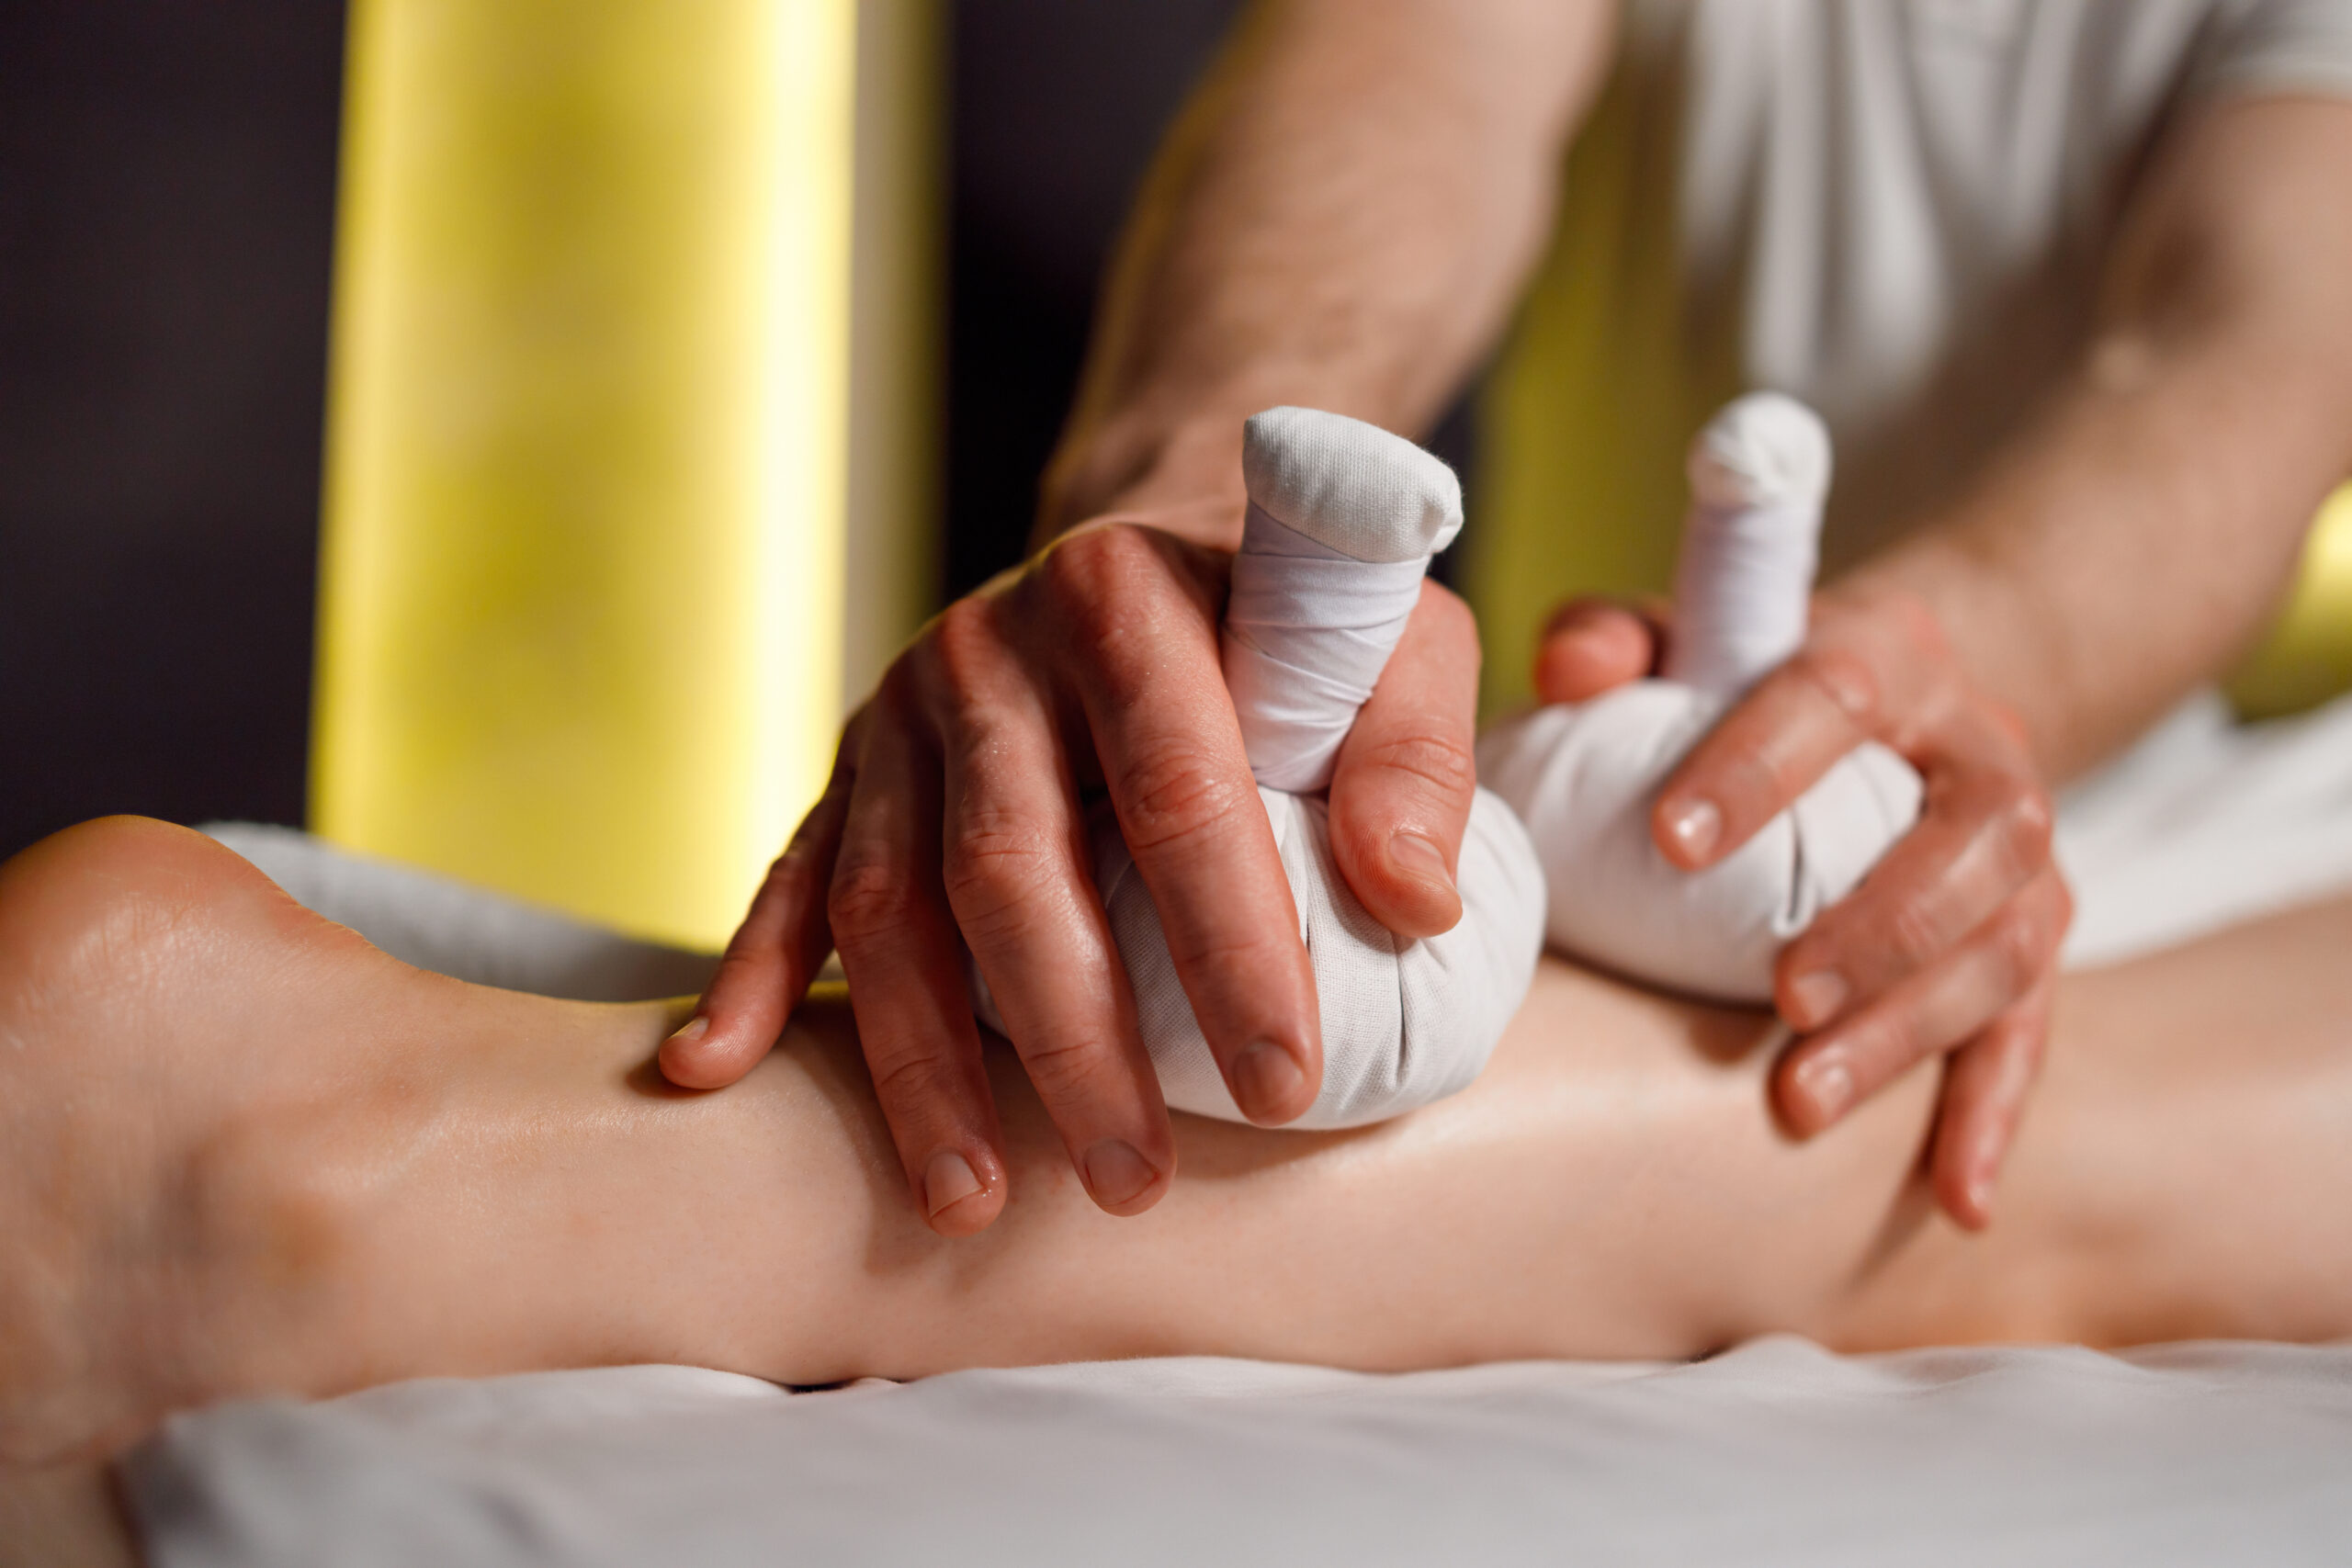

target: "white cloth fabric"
[1222,503,1430,793]
[1100,784,1544,1127]
[202,823,719,1002]
[1225,406,1465,792]
[1664,392,1835,698]
[1483,395,1924,1004]
[126,1337,2352,1568]
[2056,686,2352,966]
[1481,687,1923,1003]
[978,409,1544,1128]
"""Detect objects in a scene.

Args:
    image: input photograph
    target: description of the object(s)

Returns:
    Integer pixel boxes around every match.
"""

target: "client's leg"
[6,818,2352,1472]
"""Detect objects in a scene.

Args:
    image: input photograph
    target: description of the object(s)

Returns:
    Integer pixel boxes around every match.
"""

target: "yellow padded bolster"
[2228,484,2352,721]
[311,0,856,950]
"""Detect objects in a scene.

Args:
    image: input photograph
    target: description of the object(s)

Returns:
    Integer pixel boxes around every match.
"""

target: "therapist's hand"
[663,521,1482,1236]
[1536,587,2071,1231]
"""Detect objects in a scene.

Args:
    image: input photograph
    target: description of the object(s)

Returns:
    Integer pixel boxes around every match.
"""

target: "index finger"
[1650,641,1887,868]
[1041,525,1322,1126]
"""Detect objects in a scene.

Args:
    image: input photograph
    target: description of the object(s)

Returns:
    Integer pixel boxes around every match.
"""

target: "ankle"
[0,819,401,1458]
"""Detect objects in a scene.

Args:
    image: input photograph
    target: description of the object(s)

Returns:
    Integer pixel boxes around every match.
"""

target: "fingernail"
[1787,971,1849,1029]
[1232,1040,1308,1122]
[1080,1139,1159,1208]
[1967,1169,1996,1222]
[666,1016,709,1046]
[1387,830,1456,895]
[1664,798,1722,862]
[1795,1054,1855,1125]
[922,1149,984,1217]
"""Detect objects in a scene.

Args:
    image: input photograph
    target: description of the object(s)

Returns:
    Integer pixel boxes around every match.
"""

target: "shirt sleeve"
[2195,0,2352,102]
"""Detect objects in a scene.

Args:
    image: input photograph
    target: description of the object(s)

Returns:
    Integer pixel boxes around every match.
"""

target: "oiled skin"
[4,817,2352,1561]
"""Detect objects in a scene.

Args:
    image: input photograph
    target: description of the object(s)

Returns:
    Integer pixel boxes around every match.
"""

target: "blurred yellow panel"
[2228,484,2352,721]
[1468,65,1736,722]
[314,0,881,949]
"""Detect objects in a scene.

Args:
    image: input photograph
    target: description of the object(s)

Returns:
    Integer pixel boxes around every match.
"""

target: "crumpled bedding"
[133,684,2352,1566]
[127,1338,2352,1567]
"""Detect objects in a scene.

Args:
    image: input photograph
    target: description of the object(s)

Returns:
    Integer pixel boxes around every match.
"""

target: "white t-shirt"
[1470,0,2352,713]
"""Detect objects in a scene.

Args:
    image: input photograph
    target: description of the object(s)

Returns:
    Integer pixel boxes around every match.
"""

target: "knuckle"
[707,944,790,1010]
[865,1042,964,1119]
[1114,739,1253,854]
[826,855,911,945]
[1989,780,2056,876]
[1040,523,1163,638]
[1886,897,1951,971]
[928,595,1006,696]
[1789,647,1880,728]
[871,656,930,730]
[1356,726,1476,801]
[756,845,803,892]
[1854,1010,1925,1083]
[1883,590,1947,660]
[709,942,771,988]
[1014,1031,1118,1107]
[940,813,1062,943]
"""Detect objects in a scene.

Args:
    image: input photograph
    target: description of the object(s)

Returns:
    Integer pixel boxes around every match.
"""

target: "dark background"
[0,0,1283,859]
[1,3,345,861]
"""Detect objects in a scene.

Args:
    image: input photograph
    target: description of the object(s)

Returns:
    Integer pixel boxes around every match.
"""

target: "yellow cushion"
[2226,485,2352,720]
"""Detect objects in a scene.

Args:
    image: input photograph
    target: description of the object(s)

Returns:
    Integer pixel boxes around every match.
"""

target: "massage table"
[109,683,2352,1566]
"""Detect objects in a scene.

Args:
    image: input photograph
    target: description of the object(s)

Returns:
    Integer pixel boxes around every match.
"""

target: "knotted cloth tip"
[1687,391,1834,512]
[1242,406,1464,564]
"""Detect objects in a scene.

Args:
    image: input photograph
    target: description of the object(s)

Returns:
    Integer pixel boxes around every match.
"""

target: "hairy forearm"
[1847,97,2352,781]
[1036,0,1613,548]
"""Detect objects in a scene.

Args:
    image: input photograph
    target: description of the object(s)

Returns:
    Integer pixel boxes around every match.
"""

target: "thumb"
[660,739,854,1089]
[1328,581,1480,939]
[1534,596,1664,705]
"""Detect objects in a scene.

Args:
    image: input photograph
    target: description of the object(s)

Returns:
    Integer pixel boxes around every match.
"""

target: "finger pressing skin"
[828,684,1008,1236]
[1927,973,2054,1230]
[924,598,1175,1217]
[662,731,857,1090]
[1774,714,2053,1030]
[1041,524,1322,1127]
[1329,581,1480,939]
[1775,866,2073,1136]
[1650,642,1887,869]
[1533,596,1663,705]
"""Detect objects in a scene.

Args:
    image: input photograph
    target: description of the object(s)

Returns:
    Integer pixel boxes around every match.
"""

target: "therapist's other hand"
[664,522,1482,1236]
[1535,589,2070,1233]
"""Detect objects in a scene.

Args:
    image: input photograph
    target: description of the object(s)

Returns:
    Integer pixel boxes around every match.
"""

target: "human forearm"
[1036,0,1612,548]
[1846,97,2352,781]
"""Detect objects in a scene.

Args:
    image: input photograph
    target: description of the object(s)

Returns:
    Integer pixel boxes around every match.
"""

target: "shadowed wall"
[0,0,1244,862]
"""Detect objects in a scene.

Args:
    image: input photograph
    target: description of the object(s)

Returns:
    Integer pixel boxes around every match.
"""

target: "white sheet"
[138,686,2352,1565]
[126,1338,2352,1566]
